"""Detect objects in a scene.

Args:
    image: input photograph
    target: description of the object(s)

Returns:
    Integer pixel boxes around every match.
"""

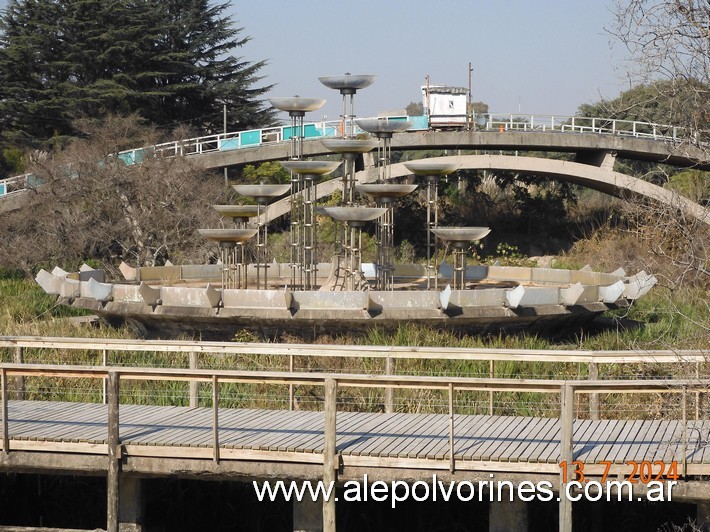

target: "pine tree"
[0,0,275,148]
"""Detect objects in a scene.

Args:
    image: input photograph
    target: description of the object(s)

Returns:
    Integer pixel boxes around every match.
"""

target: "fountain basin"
[404,160,461,176]
[268,97,326,113]
[198,228,258,244]
[281,161,341,176]
[212,205,259,219]
[431,227,491,247]
[321,139,379,154]
[356,184,418,201]
[319,74,377,94]
[356,118,412,136]
[233,184,291,203]
[320,206,387,227]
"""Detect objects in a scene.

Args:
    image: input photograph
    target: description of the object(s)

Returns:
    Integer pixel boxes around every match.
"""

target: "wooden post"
[449,382,455,473]
[323,378,337,532]
[102,349,108,405]
[13,346,24,400]
[1,368,8,455]
[384,357,395,413]
[489,360,494,415]
[189,352,198,408]
[289,354,294,411]
[682,388,687,478]
[106,371,120,532]
[588,362,599,420]
[696,362,701,421]
[559,384,574,532]
[213,375,220,464]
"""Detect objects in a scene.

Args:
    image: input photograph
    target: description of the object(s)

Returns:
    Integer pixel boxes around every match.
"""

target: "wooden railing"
[0,361,708,532]
[1,336,706,418]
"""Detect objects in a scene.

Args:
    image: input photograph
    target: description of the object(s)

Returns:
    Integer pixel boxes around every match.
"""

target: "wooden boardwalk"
[4,399,709,477]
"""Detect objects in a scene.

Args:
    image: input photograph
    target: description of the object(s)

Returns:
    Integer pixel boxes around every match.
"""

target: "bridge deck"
[4,400,709,475]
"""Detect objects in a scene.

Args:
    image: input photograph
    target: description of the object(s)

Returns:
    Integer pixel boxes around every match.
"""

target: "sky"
[233,0,631,123]
[0,0,632,124]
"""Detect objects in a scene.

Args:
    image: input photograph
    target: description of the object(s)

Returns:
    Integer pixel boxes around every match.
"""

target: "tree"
[0,115,228,271]
[0,0,275,150]
[608,0,709,153]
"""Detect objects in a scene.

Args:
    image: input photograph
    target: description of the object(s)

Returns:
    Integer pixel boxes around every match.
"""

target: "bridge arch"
[262,154,709,226]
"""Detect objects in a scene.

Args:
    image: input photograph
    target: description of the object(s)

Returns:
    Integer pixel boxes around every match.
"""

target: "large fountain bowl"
[268,97,326,113]
[318,74,377,93]
[319,206,387,225]
[212,205,259,218]
[431,227,491,247]
[356,184,418,201]
[404,160,461,176]
[198,228,258,244]
[321,139,379,154]
[281,161,341,175]
[356,118,412,135]
[233,184,291,203]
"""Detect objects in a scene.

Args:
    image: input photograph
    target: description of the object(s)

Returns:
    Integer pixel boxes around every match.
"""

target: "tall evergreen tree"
[0,0,274,148]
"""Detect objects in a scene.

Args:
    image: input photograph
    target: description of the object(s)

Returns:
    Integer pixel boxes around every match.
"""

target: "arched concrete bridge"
[198,130,710,171]
[259,154,709,226]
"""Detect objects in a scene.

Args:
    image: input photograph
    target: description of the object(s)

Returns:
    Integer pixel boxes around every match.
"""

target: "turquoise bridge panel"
[220,138,239,151]
[240,130,261,146]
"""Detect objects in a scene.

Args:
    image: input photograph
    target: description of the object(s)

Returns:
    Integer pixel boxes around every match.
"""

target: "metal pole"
[223,104,228,186]
[323,378,337,532]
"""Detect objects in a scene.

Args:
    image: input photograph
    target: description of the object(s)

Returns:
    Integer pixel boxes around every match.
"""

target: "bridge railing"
[2,362,704,532]
[2,112,699,200]
[0,336,706,419]
[0,362,707,473]
[484,113,682,142]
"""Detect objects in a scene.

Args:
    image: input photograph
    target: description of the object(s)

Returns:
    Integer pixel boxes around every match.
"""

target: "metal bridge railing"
[0,113,701,200]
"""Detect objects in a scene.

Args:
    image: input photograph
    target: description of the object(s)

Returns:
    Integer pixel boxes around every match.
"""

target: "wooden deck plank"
[336,413,399,457]
[2,399,709,476]
[471,416,524,462]
[498,417,553,462]
[619,419,658,463]
[451,414,492,460]
[384,413,449,458]
[583,419,625,463]
[605,419,645,464]
[646,420,680,463]
[9,402,107,442]
[514,418,559,463]
[487,416,544,462]
[345,413,421,457]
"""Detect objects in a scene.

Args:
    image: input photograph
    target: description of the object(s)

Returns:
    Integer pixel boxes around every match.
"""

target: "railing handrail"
[1,361,708,393]
[0,336,706,364]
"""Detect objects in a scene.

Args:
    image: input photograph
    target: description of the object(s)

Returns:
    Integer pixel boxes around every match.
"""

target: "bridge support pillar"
[118,476,144,532]
[293,495,323,532]
[574,149,616,171]
[489,499,528,532]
